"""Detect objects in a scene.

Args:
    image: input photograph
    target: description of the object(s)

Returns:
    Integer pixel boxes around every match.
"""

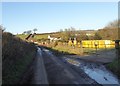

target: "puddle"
[65,58,80,66]
[41,48,120,84]
[63,57,120,84]
[83,66,119,84]
[43,49,50,52]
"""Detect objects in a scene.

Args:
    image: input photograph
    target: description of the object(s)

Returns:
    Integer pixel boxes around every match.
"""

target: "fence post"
[105,44,106,50]
[94,42,98,55]
[80,41,83,55]
[95,44,97,54]
[115,40,120,60]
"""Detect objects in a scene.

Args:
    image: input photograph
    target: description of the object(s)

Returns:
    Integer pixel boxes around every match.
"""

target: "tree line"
[22,28,37,34]
[21,19,119,42]
[57,20,119,42]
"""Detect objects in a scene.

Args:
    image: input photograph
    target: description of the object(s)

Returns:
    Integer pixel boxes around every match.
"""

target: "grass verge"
[106,59,120,79]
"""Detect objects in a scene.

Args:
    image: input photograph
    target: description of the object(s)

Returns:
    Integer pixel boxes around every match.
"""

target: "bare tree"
[97,20,119,40]
[22,31,27,34]
[0,25,6,32]
[106,20,119,29]
[26,30,32,34]
[33,28,37,33]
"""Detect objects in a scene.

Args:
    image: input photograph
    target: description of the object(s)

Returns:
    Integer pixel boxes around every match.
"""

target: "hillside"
[17,27,118,43]
[98,28,118,40]
[2,32,37,84]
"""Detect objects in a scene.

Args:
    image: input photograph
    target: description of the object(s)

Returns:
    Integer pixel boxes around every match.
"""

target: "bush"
[107,59,120,78]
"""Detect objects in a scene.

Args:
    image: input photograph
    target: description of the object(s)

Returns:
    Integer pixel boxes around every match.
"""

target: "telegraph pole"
[80,40,83,55]
[117,2,120,59]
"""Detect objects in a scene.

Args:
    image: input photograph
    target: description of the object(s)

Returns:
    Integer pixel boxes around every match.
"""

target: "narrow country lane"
[40,47,100,85]
[37,47,120,85]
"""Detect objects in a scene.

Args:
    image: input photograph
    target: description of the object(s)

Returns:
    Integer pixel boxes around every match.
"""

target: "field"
[17,33,49,41]
[17,34,29,40]
[17,34,115,55]
[46,43,115,56]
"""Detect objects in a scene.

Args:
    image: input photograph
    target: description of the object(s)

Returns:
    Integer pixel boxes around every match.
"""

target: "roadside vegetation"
[107,59,120,79]
[106,45,120,79]
[2,31,37,84]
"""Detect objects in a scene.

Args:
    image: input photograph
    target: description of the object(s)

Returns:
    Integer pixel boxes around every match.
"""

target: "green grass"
[84,48,115,54]
[16,34,48,41]
[51,45,94,55]
[106,59,120,78]
[51,45,83,55]
[34,34,48,40]
[48,44,114,55]
[16,34,29,40]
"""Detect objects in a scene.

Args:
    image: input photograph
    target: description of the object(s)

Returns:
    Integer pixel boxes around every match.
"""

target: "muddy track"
[41,47,100,85]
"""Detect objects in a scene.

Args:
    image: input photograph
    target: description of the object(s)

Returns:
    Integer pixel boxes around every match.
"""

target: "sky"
[1,2,118,34]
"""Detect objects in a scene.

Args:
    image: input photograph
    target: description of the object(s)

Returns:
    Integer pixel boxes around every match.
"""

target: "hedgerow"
[2,32,37,84]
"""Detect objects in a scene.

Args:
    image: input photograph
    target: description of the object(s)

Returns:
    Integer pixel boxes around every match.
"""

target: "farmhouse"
[48,35,61,41]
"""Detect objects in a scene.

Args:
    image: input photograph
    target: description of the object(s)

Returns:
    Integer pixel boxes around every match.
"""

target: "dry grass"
[51,45,84,55]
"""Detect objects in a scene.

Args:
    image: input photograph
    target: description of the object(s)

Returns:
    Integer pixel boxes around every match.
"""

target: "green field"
[17,34,48,41]
[34,34,48,40]
[48,44,115,55]
[16,34,29,40]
